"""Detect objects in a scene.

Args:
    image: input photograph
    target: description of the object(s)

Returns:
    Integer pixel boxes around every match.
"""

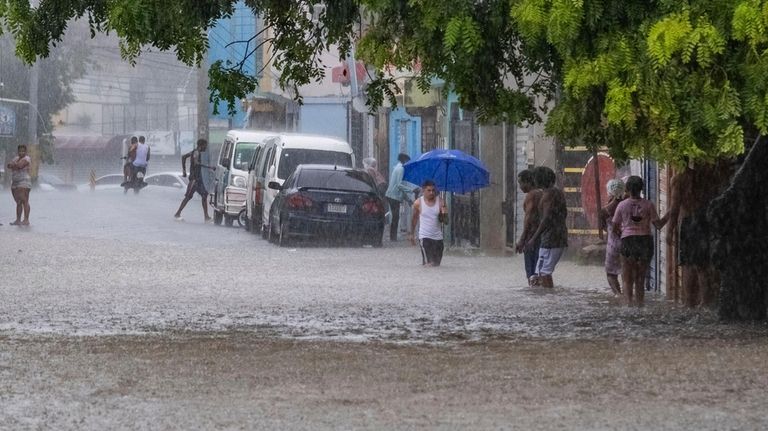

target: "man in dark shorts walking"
[174,139,212,222]
[526,166,568,288]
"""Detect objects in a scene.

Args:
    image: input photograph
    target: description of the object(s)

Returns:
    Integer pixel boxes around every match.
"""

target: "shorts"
[420,238,444,266]
[185,178,208,198]
[11,181,32,189]
[620,235,654,261]
[537,247,565,276]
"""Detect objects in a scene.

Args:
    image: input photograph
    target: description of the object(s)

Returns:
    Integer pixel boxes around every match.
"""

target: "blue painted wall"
[208,1,258,128]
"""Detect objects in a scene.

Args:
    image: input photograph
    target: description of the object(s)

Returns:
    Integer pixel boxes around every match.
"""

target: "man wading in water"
[410,180,448,267]
[526,166,568,288]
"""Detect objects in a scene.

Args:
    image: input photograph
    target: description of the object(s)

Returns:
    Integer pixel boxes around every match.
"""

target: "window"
[258,146,274,178]
[249,146,262,171]
[219,140,232,165]
[233,142,258,170]
[277,149,353,179]
[298,169,374,193]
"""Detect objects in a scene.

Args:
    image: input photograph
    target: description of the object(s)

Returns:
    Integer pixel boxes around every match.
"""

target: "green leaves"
[443,15,481,55]
[647,11,725,69]
[208,60,259,116]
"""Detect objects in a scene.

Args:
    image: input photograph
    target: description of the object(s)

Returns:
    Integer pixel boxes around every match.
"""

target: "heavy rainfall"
[2,2,768,430]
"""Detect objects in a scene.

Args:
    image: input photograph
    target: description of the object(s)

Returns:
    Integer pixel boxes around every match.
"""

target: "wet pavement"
[1,186,767,429]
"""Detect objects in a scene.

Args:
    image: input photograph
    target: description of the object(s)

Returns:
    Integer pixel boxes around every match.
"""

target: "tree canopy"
[3,0,768,166]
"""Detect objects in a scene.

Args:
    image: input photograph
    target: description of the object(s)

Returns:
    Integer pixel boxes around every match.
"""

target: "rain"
[2,5,768,431]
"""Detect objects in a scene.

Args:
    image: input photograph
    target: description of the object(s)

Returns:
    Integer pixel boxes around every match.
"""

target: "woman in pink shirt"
[612,176,668,307]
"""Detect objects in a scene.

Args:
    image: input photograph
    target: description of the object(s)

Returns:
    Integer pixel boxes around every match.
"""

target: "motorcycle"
[121,157,148,194]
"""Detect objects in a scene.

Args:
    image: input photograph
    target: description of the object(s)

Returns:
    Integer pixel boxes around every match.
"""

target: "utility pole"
[28,63,39,144]
[196,52,209,143]
[28,61,40,179]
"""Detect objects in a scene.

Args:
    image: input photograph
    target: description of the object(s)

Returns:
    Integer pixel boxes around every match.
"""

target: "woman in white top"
[7,144,32,226]
[409,180,448,266]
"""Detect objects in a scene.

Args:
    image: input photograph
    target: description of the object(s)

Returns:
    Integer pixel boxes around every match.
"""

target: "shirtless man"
[174,139,213,222]
[515,169,543,286]
[526,166,568,288]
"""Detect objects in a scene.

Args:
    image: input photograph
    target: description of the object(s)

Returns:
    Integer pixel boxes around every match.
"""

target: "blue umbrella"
[403,149,490,194]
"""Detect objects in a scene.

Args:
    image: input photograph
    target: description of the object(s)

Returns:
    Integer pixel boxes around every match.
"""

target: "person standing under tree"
[515,169,543,286]
[612,176,669,307]
[174,139,212,222]
[7,144,32,226]
[409,180,448,267]
[666,162,731,308]
[526,166,568,288]
[600,178,626,295]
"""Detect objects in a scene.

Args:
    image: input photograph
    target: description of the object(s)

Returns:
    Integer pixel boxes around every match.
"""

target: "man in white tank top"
[409,180,448,266]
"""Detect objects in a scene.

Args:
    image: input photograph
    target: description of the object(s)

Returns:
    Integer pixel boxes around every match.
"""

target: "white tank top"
[418,196,443,240]
[133,143,149,167]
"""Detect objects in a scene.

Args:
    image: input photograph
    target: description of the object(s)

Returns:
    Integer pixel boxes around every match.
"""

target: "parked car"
[265,164,385,247]
[211,130,274,227]
[76,173,125,191]
[248,133,355,238]
[37,173,77,191]
[144,172,188,189]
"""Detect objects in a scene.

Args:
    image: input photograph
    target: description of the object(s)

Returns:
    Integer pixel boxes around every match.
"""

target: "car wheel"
[213,210,223,225]
[278,219,291,247]
[242,212,250,230]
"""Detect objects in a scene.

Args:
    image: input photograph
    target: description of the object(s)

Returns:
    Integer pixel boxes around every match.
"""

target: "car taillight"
[362,198,384,215]
[254,182,262,204]
[287,193,313,209]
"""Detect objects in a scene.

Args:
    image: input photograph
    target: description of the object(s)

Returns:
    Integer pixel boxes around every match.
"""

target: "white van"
[211,130,275,226]
[253,133,355,236]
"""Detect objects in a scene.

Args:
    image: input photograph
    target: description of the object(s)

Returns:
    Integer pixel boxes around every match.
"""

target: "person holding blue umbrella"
[409,179,449,266]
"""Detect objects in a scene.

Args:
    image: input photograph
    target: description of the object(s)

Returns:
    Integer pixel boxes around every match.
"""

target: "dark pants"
[388,198,401,241]
[524,242,541,279]
[420,238,444,266]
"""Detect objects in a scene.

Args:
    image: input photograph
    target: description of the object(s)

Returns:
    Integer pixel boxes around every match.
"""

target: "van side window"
[260,147,275,177]
[249,147,262,171]
[219,140,232,165]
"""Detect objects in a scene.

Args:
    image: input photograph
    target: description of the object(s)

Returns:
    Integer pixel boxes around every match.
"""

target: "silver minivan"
[248,133,355,237]
[211,130,274,226]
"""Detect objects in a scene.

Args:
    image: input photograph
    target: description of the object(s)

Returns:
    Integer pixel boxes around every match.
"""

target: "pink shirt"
[612,198,658,238]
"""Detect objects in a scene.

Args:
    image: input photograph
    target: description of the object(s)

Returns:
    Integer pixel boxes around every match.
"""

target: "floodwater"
[1,185,767,429]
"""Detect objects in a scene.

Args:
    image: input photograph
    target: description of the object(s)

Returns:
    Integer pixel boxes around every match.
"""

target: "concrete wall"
[298,98,348,140]
[479,124,506,251]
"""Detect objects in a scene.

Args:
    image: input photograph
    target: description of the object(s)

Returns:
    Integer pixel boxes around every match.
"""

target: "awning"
[54,134,127,151]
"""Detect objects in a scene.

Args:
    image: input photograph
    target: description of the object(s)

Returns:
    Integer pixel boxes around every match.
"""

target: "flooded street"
[2,187,768,429]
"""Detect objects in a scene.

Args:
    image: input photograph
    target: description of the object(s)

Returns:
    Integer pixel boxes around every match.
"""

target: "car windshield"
[277,149,352,179]
[298,169,374,193]
[233,142,258,171]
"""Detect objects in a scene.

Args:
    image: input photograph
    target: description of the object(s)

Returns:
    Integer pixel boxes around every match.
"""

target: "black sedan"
[266,164,386,247]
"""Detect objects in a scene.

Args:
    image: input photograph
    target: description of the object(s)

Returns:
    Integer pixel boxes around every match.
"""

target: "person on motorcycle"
[130,135,150,188]
[121,136,138,186]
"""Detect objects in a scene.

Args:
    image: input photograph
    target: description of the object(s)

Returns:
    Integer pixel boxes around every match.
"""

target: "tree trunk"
[708,136,768,320]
